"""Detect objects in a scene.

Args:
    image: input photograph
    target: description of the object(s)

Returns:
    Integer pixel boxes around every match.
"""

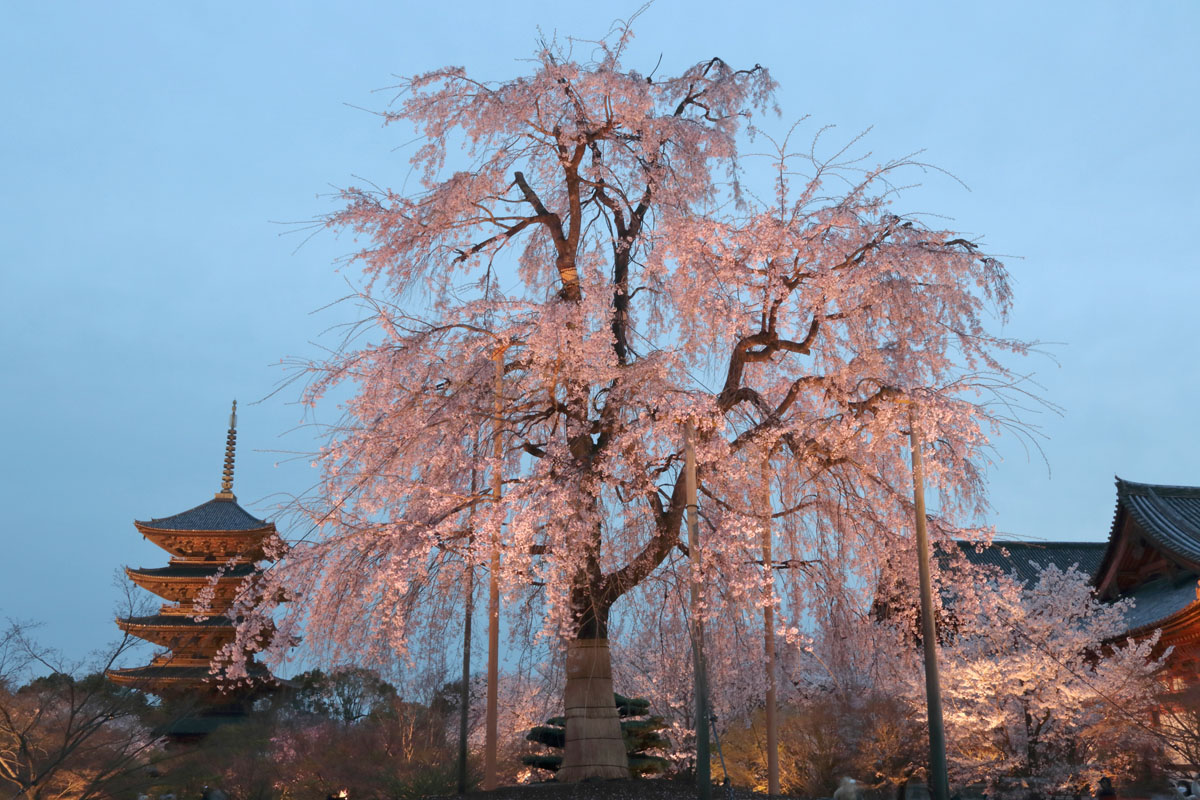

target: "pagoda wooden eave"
[134,524,274,561]
[125,567,253,604]
[134,522,275,537]
[105,667,231,698]
[106,668,210,692]
[105,664,274,695]
[116,615,236,649]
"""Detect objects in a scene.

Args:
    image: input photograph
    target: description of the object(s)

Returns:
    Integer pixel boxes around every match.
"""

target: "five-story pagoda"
[108,401,278,708]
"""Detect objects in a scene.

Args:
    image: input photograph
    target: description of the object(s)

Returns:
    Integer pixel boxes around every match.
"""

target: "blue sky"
[2,1,1198,663]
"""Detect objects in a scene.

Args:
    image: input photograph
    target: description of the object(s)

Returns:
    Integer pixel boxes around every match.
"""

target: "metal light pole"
[909,410,950,800]
[684,422,712,800]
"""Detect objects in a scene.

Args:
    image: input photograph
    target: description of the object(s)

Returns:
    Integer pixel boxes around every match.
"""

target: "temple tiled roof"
[1114,478,1200,567]
[955,540,1108,585]
[128,564,257,579]
[136,498,269,532]
[1119,577,1200,633]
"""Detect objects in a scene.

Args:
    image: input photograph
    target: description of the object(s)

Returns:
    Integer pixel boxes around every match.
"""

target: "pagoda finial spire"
[216,400,237,500]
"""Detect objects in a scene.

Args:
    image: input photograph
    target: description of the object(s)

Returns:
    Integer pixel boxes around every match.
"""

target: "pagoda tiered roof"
[119,614,236,628]
[125,562,260,606]
[136,497,271,533]
[134,492,276,562]
[127,564,258,579]
[116,614,239,649]
[107,662,273,695]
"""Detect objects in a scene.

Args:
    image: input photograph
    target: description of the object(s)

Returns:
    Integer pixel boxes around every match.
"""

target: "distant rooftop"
[946,479,1200,639]
[955,540,1108,585]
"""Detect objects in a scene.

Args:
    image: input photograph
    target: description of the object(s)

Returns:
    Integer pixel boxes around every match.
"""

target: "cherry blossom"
[231,19,1037,779]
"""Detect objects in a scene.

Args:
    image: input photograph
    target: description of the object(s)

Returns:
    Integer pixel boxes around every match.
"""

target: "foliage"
[1156,683,1200,773]
[522,693,670,777]
[711,558,1167,798]
[152,668,458,800]
[236,10,1032,656]
[286,667,398,723]
[716,696,923,798]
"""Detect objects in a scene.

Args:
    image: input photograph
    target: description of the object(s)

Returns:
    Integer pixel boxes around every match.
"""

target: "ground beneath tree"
[433,779,804,800]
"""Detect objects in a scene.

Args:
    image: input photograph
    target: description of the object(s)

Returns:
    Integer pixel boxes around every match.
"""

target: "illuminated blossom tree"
[873,555,1164,795]
[927,562,1163,795]
[237,19,1036,780]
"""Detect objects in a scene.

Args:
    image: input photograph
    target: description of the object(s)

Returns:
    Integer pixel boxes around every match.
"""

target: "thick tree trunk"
[558,637,630,780]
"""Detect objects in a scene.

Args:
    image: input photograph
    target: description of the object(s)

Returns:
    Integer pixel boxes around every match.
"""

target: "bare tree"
[0,602,166,799]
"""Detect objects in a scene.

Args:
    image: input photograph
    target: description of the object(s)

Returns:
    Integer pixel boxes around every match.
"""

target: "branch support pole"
[685,422,711,800]
[483,348,504,790]
[457,551,474,794]
[458,463,479,795]
[910,410,950,800]
[760,456,779,797]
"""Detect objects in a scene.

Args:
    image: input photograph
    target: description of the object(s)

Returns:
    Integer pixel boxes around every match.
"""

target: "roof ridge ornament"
[215,400,237,501]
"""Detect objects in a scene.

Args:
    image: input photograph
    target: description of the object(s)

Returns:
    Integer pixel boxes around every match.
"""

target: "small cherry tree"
[238,18,1036,780]
[922,561,1163,795]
